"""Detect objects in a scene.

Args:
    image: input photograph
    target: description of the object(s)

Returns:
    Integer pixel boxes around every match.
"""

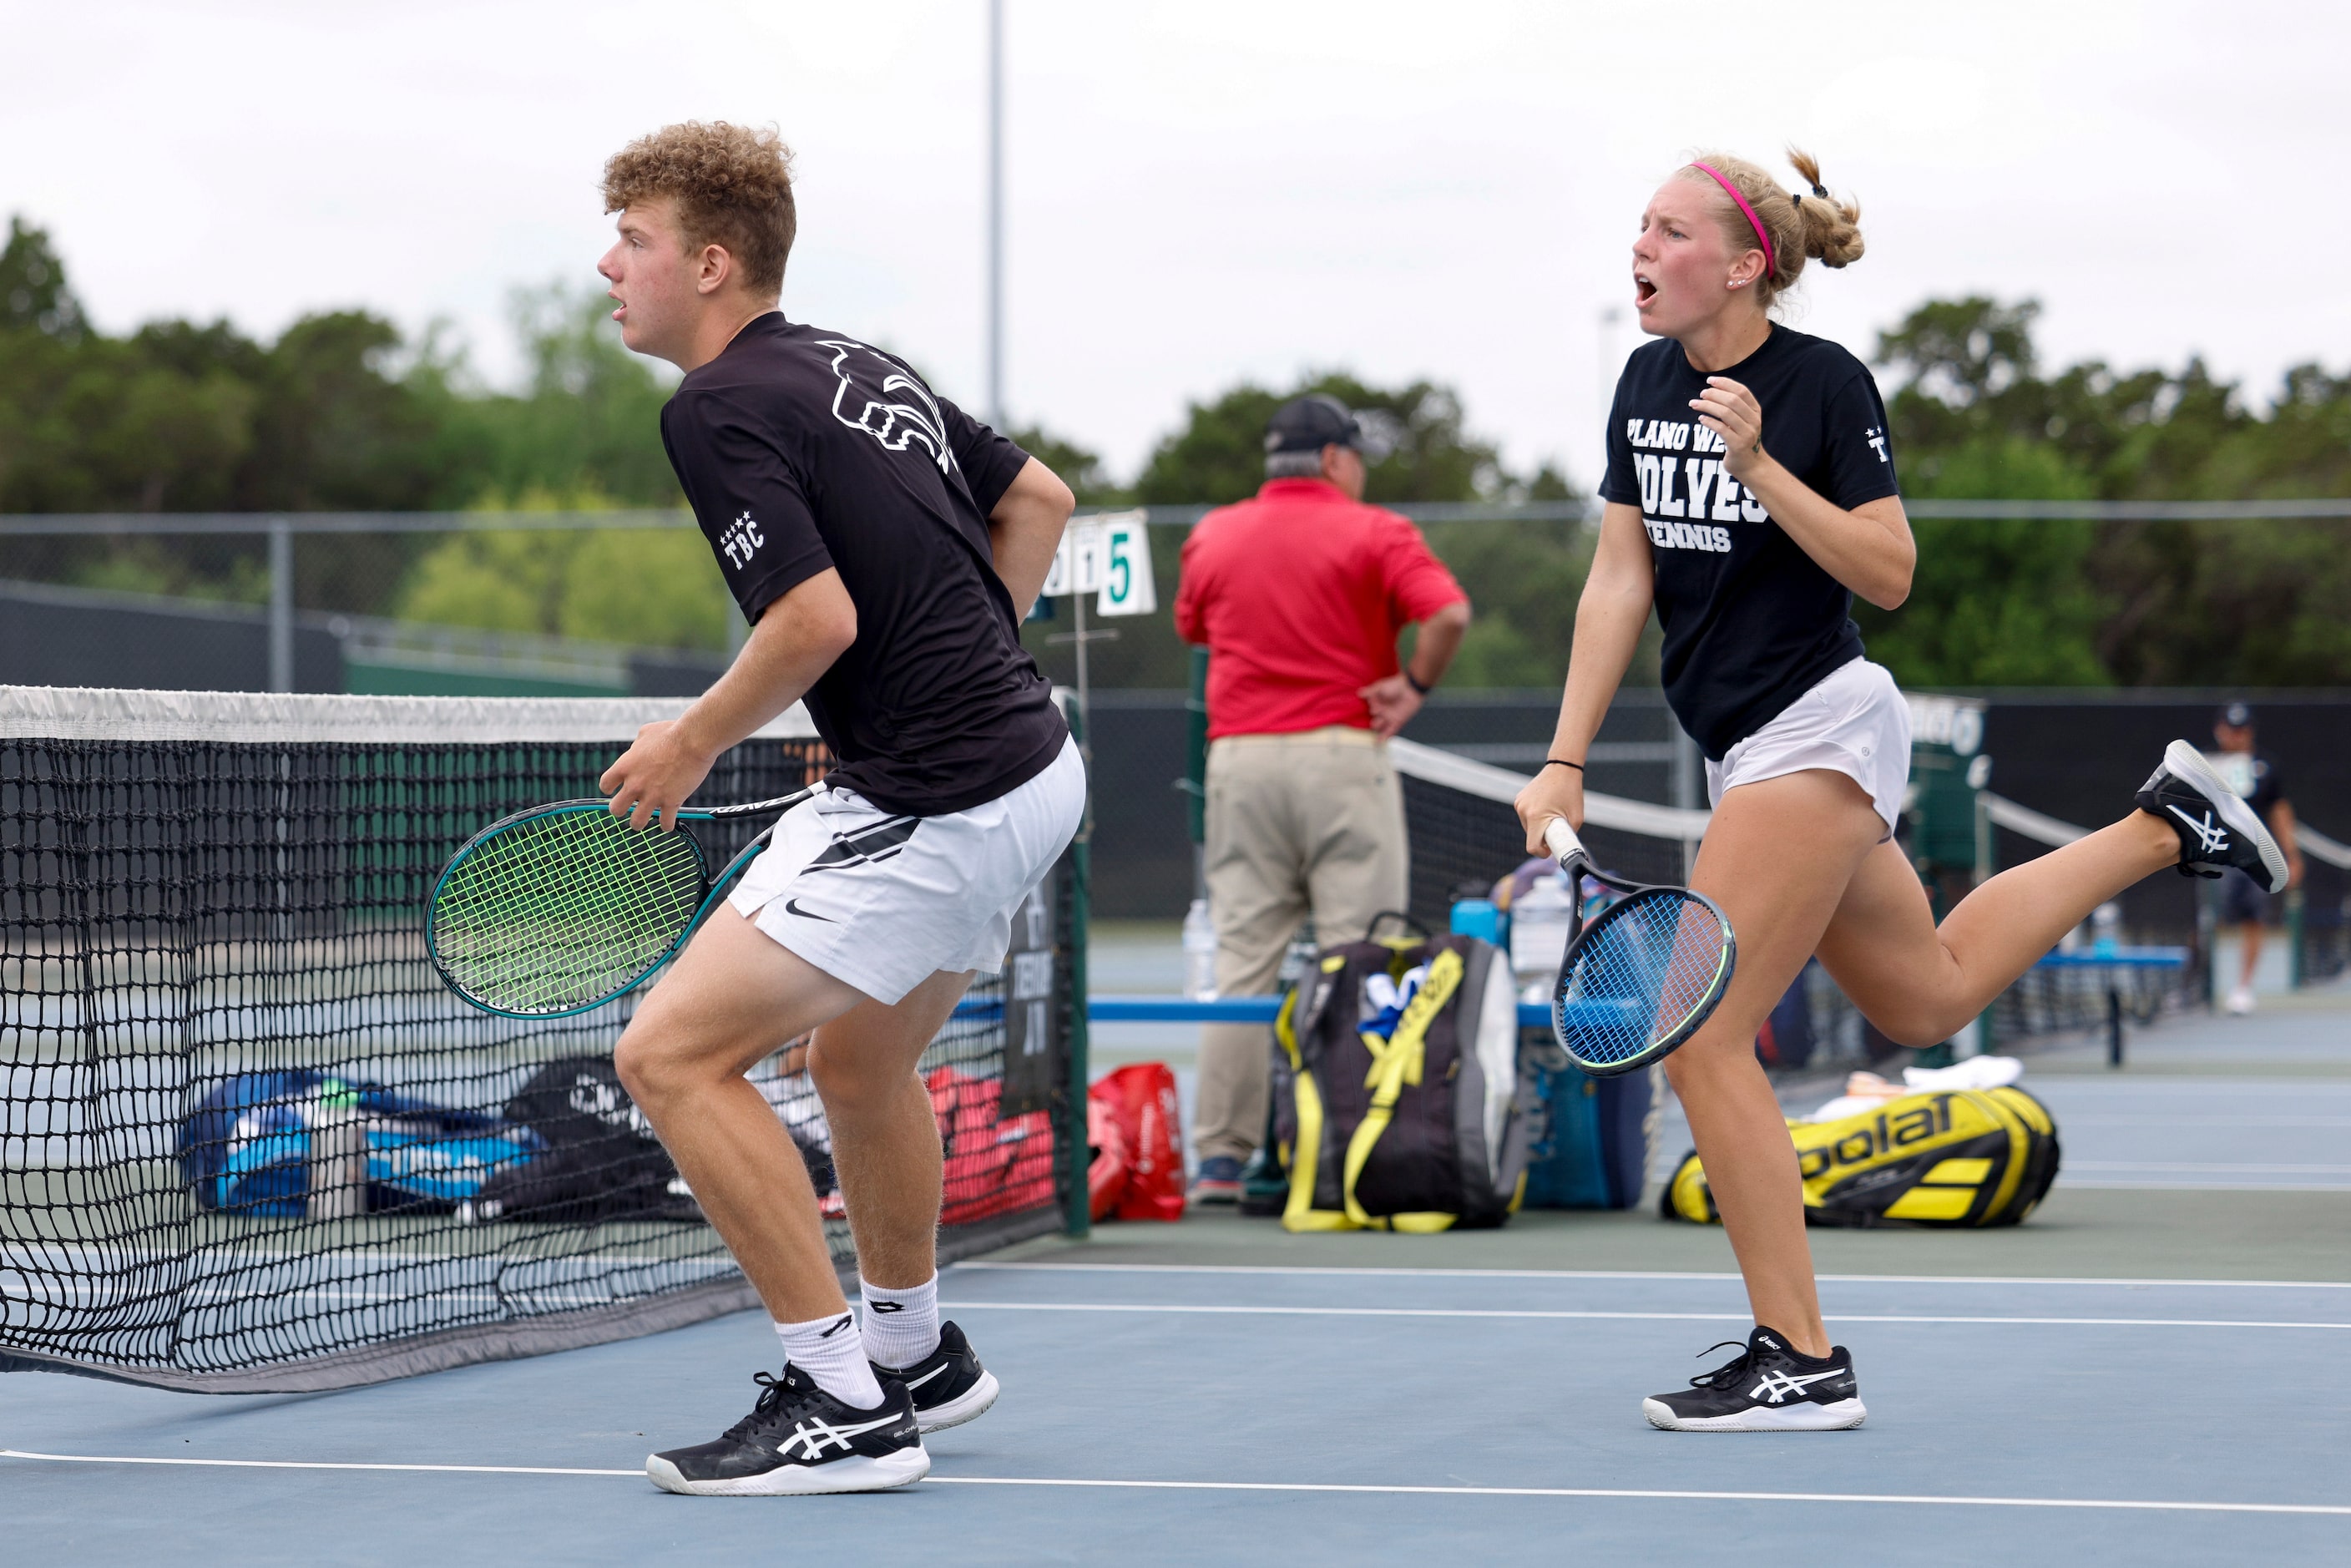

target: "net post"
[267,518,294,692]
[1671,718,1701,878]
[1059,694,1093,1239]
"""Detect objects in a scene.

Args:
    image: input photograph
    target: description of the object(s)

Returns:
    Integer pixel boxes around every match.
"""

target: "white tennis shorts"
[728,736,1086,1005]
[1706,657,1911,835]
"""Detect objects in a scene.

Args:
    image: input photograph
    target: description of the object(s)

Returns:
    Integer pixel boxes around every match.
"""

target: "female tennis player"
[1515,149,2287,1432]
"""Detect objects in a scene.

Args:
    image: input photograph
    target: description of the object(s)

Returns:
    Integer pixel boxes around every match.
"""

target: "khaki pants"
[1193,728,1408,1164]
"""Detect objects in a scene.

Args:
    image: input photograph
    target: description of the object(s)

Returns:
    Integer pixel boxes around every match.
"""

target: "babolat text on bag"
[1663,1086,2061,1228]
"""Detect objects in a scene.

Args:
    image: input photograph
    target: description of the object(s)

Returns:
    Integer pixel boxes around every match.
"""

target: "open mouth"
[1635,273,1659,306]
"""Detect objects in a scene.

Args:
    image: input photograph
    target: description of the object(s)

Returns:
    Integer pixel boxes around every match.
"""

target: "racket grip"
[1544,816,1587,868]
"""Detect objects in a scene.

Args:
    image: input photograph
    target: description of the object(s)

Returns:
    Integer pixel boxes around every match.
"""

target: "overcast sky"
[4,0,2342,490]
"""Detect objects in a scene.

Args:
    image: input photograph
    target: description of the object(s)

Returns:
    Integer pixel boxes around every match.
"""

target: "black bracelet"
[1542,757,1585,772]
[1403,670,1432,696]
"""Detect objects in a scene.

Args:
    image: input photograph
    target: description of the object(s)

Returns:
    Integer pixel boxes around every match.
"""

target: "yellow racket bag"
[1662,1085,2060,1228]
[1270,932,1534,1233]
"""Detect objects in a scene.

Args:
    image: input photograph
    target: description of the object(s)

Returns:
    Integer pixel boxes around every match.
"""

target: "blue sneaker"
[1188,1156,1244,1204]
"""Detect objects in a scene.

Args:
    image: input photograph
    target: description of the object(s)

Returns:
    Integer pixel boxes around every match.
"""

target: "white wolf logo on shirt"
[816,339,956,476]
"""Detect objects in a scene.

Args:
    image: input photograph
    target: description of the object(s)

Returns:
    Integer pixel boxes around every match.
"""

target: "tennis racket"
[427,785,822,1019]
[1542,817,1737,1077]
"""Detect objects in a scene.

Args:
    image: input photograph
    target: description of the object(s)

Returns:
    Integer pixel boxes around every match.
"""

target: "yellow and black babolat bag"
[1269,926,1533,1233]
[1662,1086,2061,1229]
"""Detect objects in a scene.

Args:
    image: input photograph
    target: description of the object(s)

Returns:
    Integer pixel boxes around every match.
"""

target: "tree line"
[3,215,2347,685]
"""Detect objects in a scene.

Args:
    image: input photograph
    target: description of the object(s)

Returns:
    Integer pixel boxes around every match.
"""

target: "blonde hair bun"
[1678,148,1864,305]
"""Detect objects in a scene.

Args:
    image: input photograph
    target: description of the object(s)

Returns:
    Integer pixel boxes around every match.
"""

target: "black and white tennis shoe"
[872,1318,999,1434]
[1643,1326,1866,1432]
[2137,739,2289,892]
[645,1365,928,1495]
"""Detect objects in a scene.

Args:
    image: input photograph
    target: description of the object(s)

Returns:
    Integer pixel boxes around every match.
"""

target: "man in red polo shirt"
[1174,395,1471,1200]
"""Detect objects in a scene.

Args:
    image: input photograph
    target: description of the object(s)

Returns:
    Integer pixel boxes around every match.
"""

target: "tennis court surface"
[13,994,2351,1566]
[8,686,2350,1563]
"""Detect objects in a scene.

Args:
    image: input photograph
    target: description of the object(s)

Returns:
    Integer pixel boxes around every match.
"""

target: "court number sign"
[1037,509,1156,618]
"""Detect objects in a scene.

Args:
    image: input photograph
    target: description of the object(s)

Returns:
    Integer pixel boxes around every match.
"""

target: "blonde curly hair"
[603,121,796,294]
[1676,147,1863,309]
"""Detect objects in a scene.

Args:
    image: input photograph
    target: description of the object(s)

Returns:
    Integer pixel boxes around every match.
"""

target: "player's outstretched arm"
[599,569,858,830]
[988,457,1076,615]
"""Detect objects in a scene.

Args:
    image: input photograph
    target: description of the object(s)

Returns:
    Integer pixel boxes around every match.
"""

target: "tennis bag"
[468,1056,696,1224]
[179,1070,538,1216]
[1661,1085,2061,1228]
[1519,1061,1656,1211]
[1271,930,1535,1232]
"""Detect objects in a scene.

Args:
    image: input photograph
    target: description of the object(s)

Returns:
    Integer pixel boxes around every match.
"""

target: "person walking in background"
[2211,700,2304,1014]
[1173,395,1471,1201]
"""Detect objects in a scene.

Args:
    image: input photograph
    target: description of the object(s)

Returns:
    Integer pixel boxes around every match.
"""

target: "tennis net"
[0,686,1081,1393]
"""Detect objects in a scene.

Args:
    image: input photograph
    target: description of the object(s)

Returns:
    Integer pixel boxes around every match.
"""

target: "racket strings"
[1559,893,1730,1070]
[433,810,707,1013]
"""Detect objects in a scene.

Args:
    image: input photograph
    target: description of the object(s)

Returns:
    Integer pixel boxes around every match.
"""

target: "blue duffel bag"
[179,1070,540,1217]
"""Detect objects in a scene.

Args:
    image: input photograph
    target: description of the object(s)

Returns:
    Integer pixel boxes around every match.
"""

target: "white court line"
[955,1262,2351,1290]
[2058,1181,2351,1194]
[943,1301,2351,1330]
[2070,1161,2351,1176]
[3,1450,2344,1517]
[0,1449,638,1476]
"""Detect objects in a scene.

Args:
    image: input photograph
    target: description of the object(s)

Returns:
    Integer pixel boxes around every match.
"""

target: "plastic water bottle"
[1182,898,1219,1001]
[2091,902,2123,958]
[1450,898,1501,946]
[306,1078,367,1222]
[1277,922,1318,987]
[1509,871,1578,987]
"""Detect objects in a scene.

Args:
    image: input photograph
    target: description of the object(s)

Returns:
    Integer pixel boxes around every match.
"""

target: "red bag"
[1085,1093,1130,1222]
[928,1066,1055,1227]
[1088,1064,1185,1222]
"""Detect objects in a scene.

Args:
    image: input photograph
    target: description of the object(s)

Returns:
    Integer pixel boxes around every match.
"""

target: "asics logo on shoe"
[901,1362,951,1390]
[2165,802,2230,857]
[772,1411,905,1460]
[1748,1368,1846,1404]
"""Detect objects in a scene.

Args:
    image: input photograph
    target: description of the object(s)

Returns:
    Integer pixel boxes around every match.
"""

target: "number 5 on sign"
[1095,511,1155,617]
[1039,510,1155,617]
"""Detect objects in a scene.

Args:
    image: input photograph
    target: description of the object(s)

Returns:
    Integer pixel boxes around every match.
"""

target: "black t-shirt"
[1600,326,1900,759]
[660,313,1067,815]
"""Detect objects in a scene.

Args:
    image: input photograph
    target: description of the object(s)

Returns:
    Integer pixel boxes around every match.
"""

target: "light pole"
[1595,303,1621,481]
[985,0,1005,428]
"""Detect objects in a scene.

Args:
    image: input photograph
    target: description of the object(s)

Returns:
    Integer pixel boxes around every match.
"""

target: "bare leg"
[1818,812,2178,1045]
[1670,770,1887,1358]
[2237,921,2263,992]
[809,969,974,1290]
[1673,776,2179,1358]
[614,907,871,1323]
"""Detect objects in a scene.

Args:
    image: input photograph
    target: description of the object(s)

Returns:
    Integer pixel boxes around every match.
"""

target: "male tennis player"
[592,121,1083,1495]
[1514,149,2287,1432]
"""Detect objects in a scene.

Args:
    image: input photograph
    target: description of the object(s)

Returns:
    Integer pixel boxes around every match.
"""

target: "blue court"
[8,1246,2348,1565]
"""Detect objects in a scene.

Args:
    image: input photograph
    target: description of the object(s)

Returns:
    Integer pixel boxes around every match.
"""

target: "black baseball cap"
[1266,395,1386,458]
[2217,700,2256,729]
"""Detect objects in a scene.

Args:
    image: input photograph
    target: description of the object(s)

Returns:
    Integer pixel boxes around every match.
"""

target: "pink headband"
[1687,161,1774,280]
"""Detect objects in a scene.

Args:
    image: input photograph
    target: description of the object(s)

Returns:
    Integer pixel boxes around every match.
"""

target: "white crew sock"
[858,1273,942,1371]
[774,1311,886,1410]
